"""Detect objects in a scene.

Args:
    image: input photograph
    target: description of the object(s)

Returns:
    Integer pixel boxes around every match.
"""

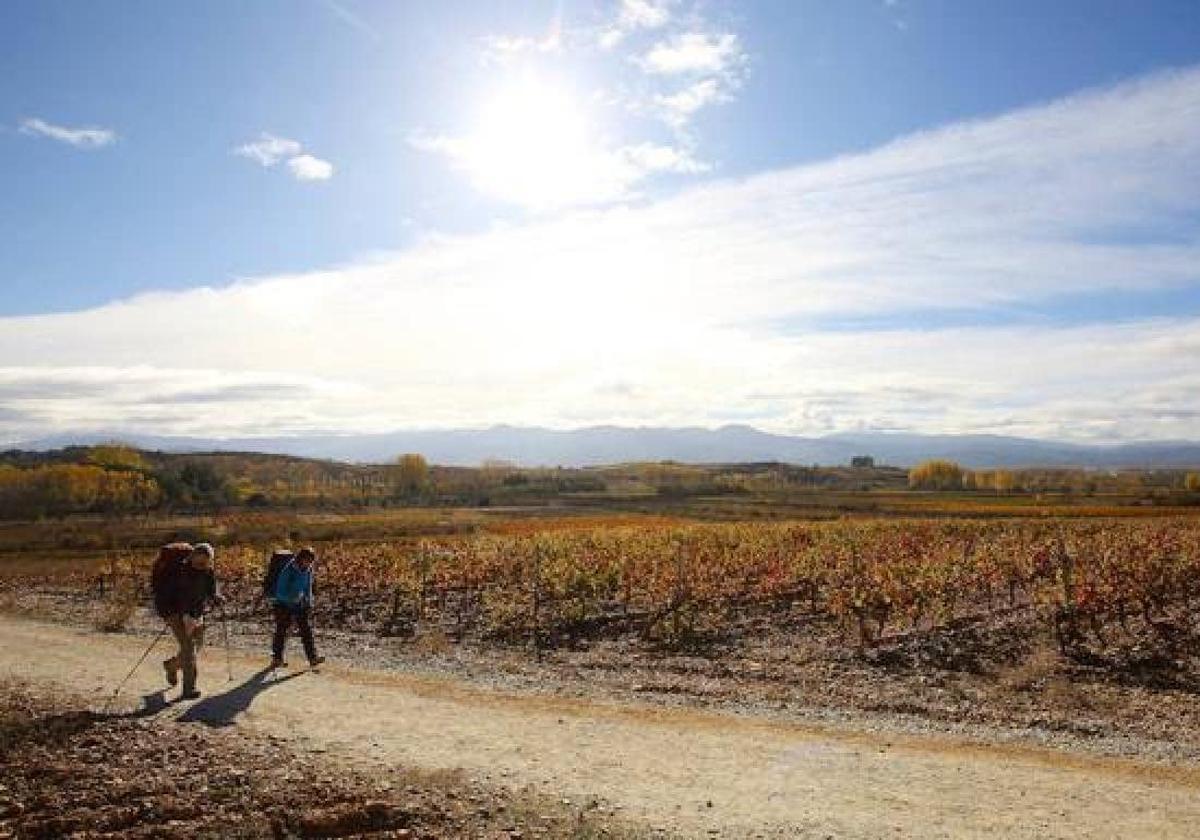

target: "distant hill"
[12,425,1200,468]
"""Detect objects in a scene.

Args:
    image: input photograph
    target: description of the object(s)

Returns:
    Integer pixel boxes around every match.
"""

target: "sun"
[455,75,624,210]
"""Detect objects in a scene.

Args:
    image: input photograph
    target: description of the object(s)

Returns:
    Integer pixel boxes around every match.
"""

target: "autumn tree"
[1186,472,1200,492]
[973,469,1018,492]
[0,464,161,519]
[86,444,148,473]
[908,459,965,490]
[390,453,430,499]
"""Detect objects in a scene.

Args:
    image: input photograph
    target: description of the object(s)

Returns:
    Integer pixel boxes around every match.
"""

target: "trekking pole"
[220,603,234,681]
[102,626,167,714]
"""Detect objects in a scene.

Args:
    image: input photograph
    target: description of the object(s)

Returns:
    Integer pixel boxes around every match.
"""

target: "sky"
[2,0,1200,444]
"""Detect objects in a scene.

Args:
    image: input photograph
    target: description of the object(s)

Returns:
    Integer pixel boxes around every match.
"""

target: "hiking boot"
[180,689,201,700]
[163,658,178,687]
[270,657,287,669]
[308,655,326,668]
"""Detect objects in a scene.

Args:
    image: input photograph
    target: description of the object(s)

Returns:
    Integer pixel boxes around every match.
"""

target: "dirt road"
[2,615,1197,838]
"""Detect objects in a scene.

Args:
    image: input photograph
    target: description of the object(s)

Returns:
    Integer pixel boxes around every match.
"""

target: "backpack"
[263,549,294,599]
[151,542,193,617]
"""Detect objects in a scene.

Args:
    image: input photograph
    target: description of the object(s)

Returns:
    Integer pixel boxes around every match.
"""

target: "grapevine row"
[91,518,1200,651]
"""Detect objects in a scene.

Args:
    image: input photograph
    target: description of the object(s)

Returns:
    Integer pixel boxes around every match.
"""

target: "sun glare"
[458,76,622,209]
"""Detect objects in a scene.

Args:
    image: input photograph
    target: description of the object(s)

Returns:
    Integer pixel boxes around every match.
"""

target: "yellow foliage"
[0,464,160,517]
[970,469,1019,492]
[908,459,965,490]
[86,444,147,472]
[391,453,430,496]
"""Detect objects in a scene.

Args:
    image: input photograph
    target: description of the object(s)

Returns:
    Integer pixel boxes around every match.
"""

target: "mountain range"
[10,425,1200,469]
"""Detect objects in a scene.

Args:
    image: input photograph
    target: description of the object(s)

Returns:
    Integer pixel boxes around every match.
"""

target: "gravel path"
[2,615,1198,839]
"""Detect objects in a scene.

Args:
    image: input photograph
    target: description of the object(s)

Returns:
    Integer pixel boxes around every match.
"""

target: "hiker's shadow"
[97,688,170,720]
[177,668,304,728]
[128,688,170,719]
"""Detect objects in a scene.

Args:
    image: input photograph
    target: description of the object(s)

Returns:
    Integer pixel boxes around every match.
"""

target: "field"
[11,505,1197,649]
[5,503,1200,837]
[33,517,1191,656]
[5,504,1200,733]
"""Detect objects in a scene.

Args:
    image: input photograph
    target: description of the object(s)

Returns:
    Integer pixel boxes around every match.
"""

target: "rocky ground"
[0,678,639,839]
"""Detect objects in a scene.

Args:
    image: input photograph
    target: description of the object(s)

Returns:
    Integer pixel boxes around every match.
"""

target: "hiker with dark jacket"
[271,546,325,669]
[153,542,223,699]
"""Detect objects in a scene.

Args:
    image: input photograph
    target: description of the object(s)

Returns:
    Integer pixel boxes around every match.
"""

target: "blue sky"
[2,1,1200,443]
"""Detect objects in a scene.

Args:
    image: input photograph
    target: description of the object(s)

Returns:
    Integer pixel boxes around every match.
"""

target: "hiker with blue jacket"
[270,546,325,669]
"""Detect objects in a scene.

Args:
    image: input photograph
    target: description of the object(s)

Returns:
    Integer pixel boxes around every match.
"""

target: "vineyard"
[75,516,1200,657]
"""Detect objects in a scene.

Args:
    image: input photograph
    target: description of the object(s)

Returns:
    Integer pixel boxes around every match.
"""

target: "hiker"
[270,546,325,669]
[152,541,223,699]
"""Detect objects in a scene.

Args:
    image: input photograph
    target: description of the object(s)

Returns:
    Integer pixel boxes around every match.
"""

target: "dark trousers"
[272,603,318,662]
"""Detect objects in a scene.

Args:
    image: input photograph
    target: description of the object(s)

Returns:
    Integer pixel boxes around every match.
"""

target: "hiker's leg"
[295,604,318,662]
[271,604,291,659]
[164,616,185,685]
[166,614,187,659]
[182,615,204,689]
[163,616,180,670]
[169,615,197,693]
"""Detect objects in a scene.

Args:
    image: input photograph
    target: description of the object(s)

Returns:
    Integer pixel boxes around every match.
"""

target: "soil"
[2,615,1199,838]
[0,675,637,839]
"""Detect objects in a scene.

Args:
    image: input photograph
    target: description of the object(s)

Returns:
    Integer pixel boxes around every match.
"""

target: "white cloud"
[597,29,625,51]
[620,142,709,174]
[0,366,363,439]
[287,154,334,181]
[5,67,1200,441]
[234,133,334,181]
[480,28,562,66]
[639,31,743,76]
[655,78,727,129]
[234,133,303,167]
[620,0,672,30]
[633,30,748,130]
[600,0,673,48]
[19,117,116,149]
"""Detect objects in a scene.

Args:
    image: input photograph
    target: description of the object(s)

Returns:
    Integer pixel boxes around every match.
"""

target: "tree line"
[908,458,1200,494]
[1,444,1197,519]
